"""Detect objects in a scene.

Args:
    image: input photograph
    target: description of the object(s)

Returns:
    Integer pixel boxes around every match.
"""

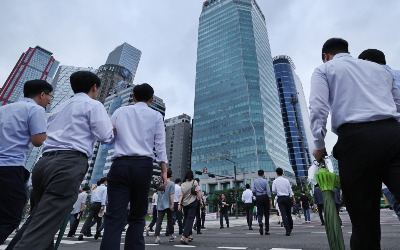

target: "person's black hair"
[99,177,107,184]
[184,170,194,182]
[195,178,200,183]
[23,80,53,98]
[315,184,320,188]
[276,167,283,176]
[70,71,101,94]
[97,180,102,186]
[245,183,250,189]
[322,38,349,61]
[133,83,154,102]
[258,169,264,176]
[82,186,90,191]
[167,168,173,178]
[358,49,386,65]
[175,178,181,184]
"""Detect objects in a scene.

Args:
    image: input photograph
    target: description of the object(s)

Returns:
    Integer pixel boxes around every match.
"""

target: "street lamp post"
[226,158,238,219]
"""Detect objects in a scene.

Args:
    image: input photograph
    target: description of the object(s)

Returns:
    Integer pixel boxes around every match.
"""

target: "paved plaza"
[2,209,399,250]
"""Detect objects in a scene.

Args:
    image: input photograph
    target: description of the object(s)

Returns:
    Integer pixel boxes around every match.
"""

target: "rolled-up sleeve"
[309,67,329,150]
[154,113,168,163]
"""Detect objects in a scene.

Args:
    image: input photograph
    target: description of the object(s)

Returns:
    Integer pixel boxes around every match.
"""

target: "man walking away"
[300,191,311,223]
[310,38,400,249]
[252,170,272,235]
[313,184,325,225]
[218,194,230,229]
[272,167,295,236]
[242,184,254,230]
[10,71,114,250]
[100,83,168,250]
[173,178,183,235]
[68,186,90,237]
[78,177,107,240]
[0,80,51,244]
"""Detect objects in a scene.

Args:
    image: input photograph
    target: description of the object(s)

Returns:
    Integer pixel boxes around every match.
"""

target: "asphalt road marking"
[310,232,326,234]
[173,245,196,247]
[217,247,248,249]
[271,248,302,250]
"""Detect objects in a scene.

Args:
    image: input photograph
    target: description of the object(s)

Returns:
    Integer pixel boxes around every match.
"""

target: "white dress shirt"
[241,189,253,203]
[43,93,114,157]
[110,102,168,163]
[174,184,181,202]
[272,176,294,197]
[71,192,88,214]
[309,53,400,149]
[91,184,107,205]
[152,192,158,206]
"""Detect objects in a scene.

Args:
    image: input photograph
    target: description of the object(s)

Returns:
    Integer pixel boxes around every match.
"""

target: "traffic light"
[195,171,203,175]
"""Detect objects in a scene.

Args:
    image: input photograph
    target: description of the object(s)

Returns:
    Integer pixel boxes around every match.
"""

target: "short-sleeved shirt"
[180,180,200,206]
[299,194,310,209]
[157,180,174,210]
[174,184,181,202]
[152,192,158,206]
[71,192,88,214]
[219,199,229,213]
[0,98,47,166]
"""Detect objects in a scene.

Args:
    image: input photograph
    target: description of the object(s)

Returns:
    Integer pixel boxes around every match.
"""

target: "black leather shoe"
[197,232,202,234]
[78,234,83,241]
[285,232,291,236]
[249,227,253,230]
[265,231,270,235]
[220,226,224,229]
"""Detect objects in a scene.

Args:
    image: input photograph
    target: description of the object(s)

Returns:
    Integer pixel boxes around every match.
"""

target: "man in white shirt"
[173,178,183,235]
[272,167,295,236]
[310,38,400,250]
[68,186,90,237]
[241,184,254,230]
[100,83,168,250]
[10,71,114,250]
[78,178,107,240]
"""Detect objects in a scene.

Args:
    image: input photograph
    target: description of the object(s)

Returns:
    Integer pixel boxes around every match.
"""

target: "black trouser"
[81,202,102,235]
[219,211,229,227]
[182,201,197,237]
[0,166,29,244]
[201,208,206,228]
[68,212,82,236]
[333,118,400,250]
[9,151,88,250]
[148,205,157,229]
[256,194,270,232]
[245,203,253,227]
[100,157,153,250]
[277,196,293,233]
[173,202,183,234]
[155,209,173,237]
[193,200,201,233]
[317,204,324,223]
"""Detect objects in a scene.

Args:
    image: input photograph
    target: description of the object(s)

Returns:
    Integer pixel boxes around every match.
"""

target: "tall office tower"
[0,46,59,105]
[106,43,141,79]
[165,114,192,182]
[88,84,166,186]
[191,0,293,181]
[273,55,312,180]
[96,64,133,103]
[25,66,97,172]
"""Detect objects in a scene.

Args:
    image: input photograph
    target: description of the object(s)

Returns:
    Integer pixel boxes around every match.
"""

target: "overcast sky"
[1,0,400,154]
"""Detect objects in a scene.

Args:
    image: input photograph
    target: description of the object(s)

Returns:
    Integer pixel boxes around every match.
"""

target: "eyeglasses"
[44,93,54,100]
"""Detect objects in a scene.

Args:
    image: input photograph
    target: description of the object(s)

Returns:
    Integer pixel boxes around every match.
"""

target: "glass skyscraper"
[0,46,59,105]
[192,0,293,178]
[273,55,312,179]
[105,42,141,80]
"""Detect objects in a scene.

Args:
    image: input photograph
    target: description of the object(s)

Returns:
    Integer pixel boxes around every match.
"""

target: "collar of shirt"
[74,92,91,99]
[22,97,36,104]
[332,52,351,60]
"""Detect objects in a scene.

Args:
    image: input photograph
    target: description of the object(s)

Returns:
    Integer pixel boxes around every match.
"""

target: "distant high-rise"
[273,55,312,180]
[106,43,141,79]
[165,114,192,182]
[88,84,166,186]
[191,0,293,180]
[0,46,59,105]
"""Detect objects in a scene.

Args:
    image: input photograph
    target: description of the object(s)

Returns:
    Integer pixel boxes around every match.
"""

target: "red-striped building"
[0,46,59,106]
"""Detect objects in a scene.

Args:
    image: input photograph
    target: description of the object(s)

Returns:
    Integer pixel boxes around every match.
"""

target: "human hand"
[313,148,327,162]
[170,205,174,211]
[178,204,182,211]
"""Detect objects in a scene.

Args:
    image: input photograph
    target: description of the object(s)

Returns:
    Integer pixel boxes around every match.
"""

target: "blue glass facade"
[273,56,311,179]
[191,0,293,178]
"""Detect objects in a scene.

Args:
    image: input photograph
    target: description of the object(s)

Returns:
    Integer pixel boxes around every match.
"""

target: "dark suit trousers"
[0,166,29,244]
[11,152,88,250]
[277,196,293,233]
[245,203,253,227]
[333,118,400,250]
[256,194,270,232]
[100,157,153,250]
[317,204,324,223]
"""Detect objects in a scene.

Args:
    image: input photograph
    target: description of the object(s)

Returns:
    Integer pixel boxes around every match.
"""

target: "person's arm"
[31,133,47,147]
[272,180,277,194]
[178,193,183,211]
[29,108,47,147]
[309,66,329,161]
[160,162,167,190]
[390,77,400,112]
[89,104,114,144]
[170,193,174,211]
